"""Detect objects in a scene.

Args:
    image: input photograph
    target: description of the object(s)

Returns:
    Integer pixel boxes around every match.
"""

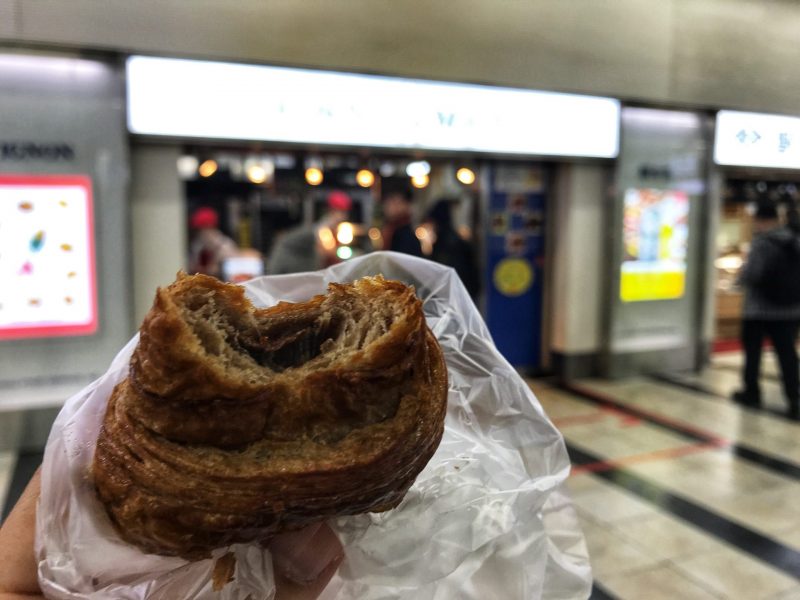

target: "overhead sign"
[0,175,97,340]
[715,110,800,169]
[127,56,620,158]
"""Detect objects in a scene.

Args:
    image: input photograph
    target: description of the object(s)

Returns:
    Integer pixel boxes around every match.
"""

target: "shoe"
[732,390,761,408]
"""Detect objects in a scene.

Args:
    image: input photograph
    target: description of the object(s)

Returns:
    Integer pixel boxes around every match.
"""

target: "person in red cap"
[188,206,239,279]
[268,191,353,274]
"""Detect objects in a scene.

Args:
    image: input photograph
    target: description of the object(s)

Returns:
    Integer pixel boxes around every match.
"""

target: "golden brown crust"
[92,274,448,558]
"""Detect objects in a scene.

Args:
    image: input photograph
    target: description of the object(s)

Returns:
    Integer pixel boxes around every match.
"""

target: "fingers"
[0,467,42,595]
[272,523,344,600]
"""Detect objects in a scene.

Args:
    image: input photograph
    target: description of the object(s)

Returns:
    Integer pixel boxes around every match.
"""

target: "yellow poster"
[620,188,689,302]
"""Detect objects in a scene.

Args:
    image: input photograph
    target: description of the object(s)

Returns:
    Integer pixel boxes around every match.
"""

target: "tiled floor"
[1,352,798,599]
[530,350,800,599]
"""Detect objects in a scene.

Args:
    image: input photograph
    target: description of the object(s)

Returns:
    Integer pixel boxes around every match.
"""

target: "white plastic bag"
[36,252,591,599]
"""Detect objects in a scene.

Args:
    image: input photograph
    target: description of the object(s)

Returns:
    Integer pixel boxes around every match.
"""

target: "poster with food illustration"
[0,175,96,339]
[620,188,689,302]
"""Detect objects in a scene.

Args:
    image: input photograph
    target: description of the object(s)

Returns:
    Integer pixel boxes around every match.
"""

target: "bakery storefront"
[126,56,621,374]
[711,110,800,351]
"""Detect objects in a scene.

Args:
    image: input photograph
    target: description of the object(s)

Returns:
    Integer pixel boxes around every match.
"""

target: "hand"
[0,468,343,600]
[0,468,43,600]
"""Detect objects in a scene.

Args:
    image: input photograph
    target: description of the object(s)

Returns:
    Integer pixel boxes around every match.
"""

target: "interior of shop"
[714,177,800,350]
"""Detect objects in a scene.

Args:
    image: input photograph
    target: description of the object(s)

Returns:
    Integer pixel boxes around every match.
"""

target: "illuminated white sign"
[715,110,800,169]
[0,175,97,340]
[127,56,620,158]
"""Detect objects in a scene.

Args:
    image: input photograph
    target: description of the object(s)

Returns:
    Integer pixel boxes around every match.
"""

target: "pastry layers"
[92,274,447,558]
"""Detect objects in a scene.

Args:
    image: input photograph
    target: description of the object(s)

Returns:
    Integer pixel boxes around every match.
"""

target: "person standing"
[425,198,480,299]
[733,202,800,420]
[381,189,422,257]
[268,191,352,274]
[188,206,239,279]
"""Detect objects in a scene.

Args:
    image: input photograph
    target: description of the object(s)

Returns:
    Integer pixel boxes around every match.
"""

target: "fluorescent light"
[127,55,620,158]
[406,161,431,177]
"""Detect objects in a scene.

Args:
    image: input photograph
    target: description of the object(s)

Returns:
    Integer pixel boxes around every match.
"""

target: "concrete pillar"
[129,143,186,324]
[549,163,609,378]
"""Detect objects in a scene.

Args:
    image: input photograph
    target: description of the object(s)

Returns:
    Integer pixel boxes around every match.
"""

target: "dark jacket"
[740,226,800,319]
[388,223,423,257]
[431,228,481,298]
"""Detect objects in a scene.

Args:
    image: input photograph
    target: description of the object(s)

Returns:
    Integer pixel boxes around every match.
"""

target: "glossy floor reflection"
[530,352,800,599]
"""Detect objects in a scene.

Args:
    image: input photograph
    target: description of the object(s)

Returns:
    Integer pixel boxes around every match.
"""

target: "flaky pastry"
[92,274,448,557]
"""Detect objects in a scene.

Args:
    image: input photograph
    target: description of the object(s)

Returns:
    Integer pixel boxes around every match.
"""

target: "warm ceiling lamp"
[305,167,324,186]
[247,164,269,184]
[456,167,476,185]
[411,174,429,189]
[198,159,218,178]
[356,169,375,188]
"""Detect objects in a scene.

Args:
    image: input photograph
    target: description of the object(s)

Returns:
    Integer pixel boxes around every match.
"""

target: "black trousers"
[742,319,800,405]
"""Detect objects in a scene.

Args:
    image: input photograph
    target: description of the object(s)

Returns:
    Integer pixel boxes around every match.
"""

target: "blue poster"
[485,165,546,369]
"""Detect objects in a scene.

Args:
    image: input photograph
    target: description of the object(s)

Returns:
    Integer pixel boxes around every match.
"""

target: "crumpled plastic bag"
[36,251,591,599]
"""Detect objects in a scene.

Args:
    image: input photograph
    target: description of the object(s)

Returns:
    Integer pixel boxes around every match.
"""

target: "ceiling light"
[406,161,431,178]
[456,167,476,185]
[356,169,375,188]
[198,159,218,178]
[305,167,324,186]
[176,155,199,179]
[411,174,429,189]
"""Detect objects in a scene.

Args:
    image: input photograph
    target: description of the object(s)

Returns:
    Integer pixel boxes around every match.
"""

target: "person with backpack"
[733,202,800,420]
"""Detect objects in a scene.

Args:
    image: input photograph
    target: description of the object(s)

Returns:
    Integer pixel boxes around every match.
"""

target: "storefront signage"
[127,56,620,158]
[1,142,74,162]
[715,110,800,169]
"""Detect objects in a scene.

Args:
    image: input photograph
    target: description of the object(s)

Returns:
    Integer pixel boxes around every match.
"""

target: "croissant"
[92,273,448,558]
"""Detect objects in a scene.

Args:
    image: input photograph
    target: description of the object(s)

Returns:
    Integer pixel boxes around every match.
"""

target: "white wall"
[550,163,608,355]
[130,143,186,324]
[3,1,800,115]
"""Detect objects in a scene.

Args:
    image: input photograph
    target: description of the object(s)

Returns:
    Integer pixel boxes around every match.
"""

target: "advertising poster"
[620,188,689,302]
[0,175,97,339]
[486,165,546,369]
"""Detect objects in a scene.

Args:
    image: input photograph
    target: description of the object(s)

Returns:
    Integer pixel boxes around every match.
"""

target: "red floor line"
[565,383,730,447]
[570,441,723,476]
[551,412,608,428]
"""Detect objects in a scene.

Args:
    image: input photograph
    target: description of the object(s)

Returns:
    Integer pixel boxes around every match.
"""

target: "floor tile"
[709,485,800,537]
[777,526,800,551]
[767,585,800,600]
[568,475,658,524]
[672,545,799,600]
[602,563,722,600]
[564,472,606,496]
[576,517,663,578]
[612,512,719,562]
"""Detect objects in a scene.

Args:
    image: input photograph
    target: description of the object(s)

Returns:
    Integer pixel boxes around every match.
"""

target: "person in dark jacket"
[425,198,481,299]
[733,202,800,419]
[381,189,422,257]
